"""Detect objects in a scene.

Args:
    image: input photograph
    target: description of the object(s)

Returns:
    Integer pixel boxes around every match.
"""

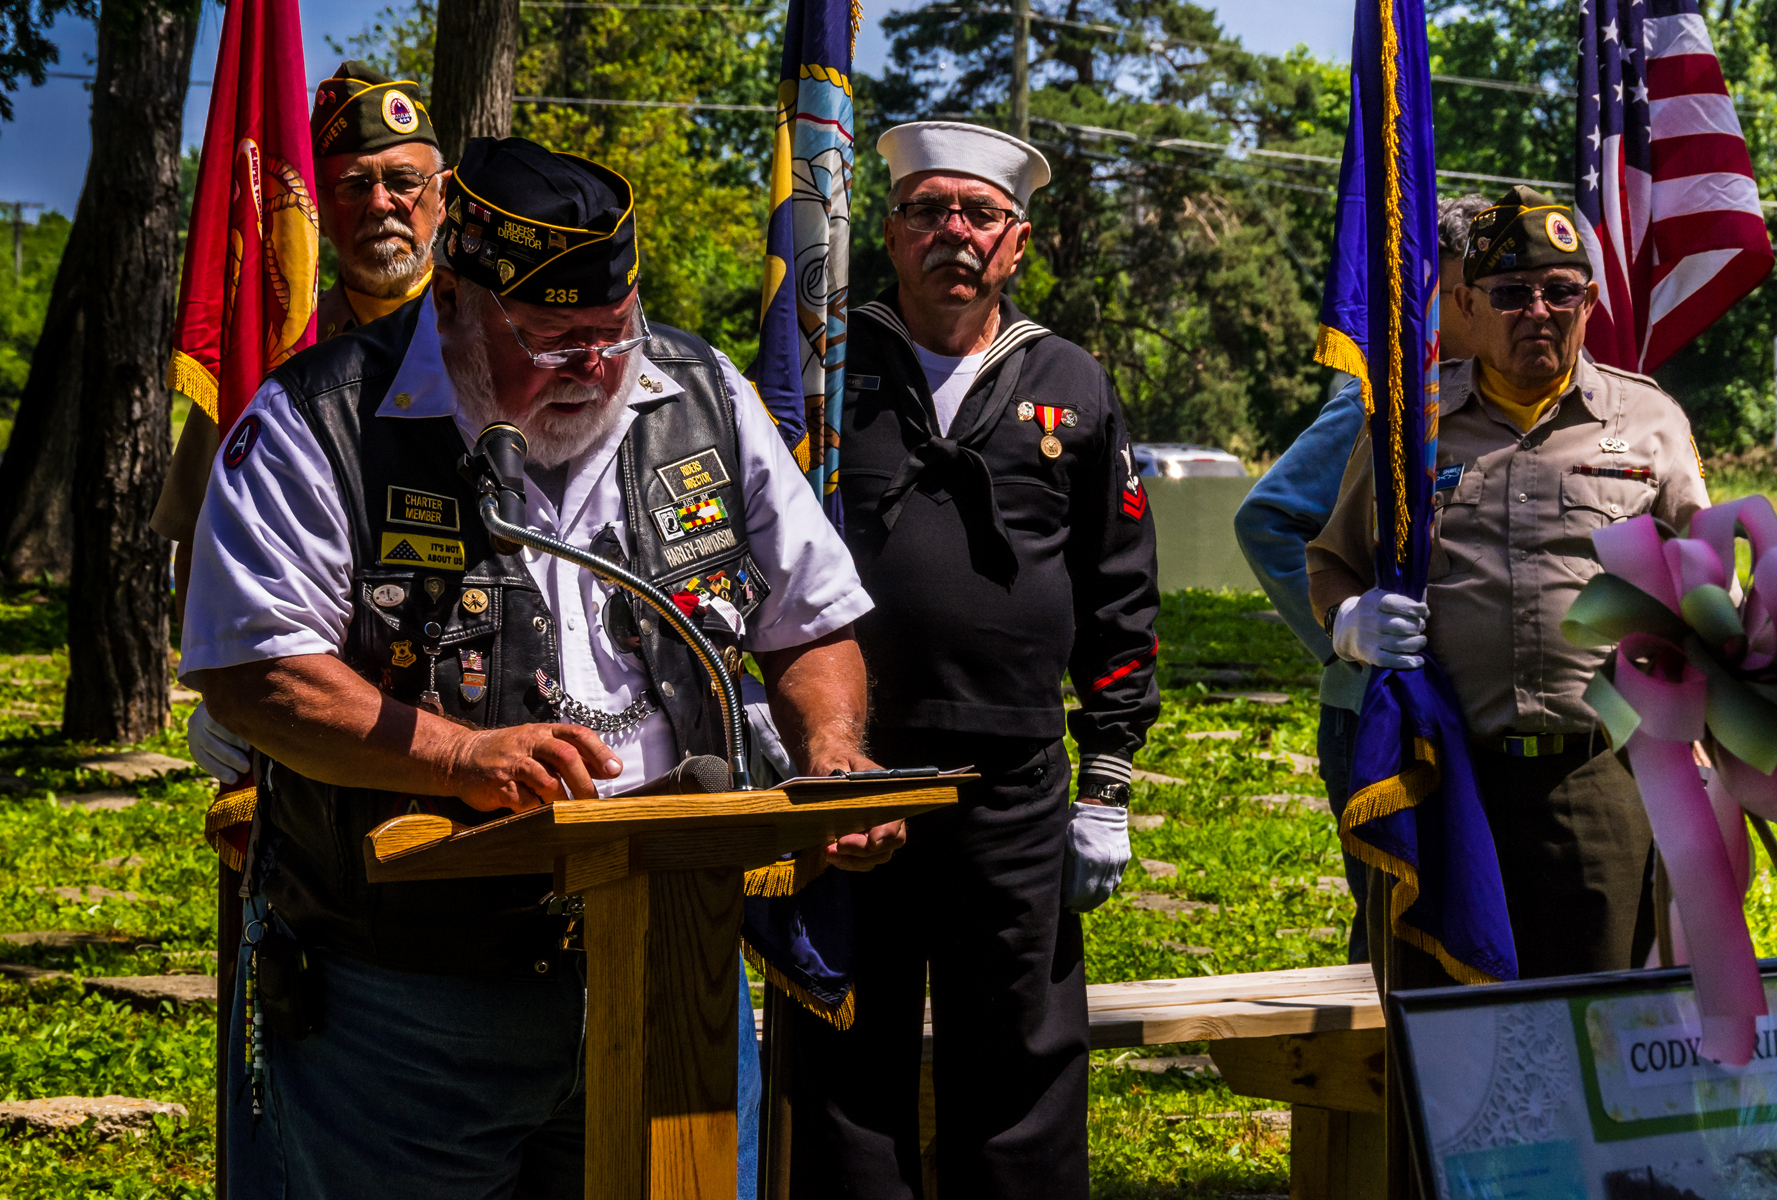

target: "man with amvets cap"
[1308,186,1710,987]
[788,122,1160,1197]
[177,135,901,1197]
[166,61,449,783]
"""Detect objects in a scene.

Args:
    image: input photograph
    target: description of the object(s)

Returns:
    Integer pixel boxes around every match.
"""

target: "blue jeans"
[228,900,761,1198]
[1317,704,1369,964]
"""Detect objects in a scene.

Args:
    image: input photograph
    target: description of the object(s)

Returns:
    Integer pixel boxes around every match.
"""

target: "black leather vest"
[255,297,760,978]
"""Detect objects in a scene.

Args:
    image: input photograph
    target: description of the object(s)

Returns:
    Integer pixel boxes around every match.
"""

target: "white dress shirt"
[182,293,872,794]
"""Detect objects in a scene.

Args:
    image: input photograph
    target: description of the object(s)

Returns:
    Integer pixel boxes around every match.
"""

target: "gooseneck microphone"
[458,423,529,555]
[458,424,754,791]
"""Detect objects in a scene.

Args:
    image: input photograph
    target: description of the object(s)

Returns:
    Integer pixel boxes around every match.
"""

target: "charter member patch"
[380,532,466,571]
[386,486,462,532]
[656,448,732,502]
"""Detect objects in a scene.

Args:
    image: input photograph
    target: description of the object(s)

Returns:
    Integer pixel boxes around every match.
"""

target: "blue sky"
[0,0,1354,220]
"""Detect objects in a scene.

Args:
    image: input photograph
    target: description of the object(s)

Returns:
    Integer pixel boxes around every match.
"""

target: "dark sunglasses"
[1480,281,1588,312]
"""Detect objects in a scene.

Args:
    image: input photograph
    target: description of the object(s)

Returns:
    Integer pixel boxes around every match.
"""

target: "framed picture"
[1390,962,1777,1199]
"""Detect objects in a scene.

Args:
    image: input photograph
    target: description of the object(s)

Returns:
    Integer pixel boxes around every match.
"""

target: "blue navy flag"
[1314,0,1517,984]
[741,0,862,1030]
[1576,0,1772,372]
[751,0,857,528]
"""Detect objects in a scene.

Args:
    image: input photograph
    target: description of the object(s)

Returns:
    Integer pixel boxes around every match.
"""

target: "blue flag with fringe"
[1313,0,1516,984]
[750,0,858,528]
[739,0,863,1030]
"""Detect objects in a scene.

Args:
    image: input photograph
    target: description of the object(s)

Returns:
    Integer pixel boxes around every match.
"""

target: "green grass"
[31,585,1775,1198]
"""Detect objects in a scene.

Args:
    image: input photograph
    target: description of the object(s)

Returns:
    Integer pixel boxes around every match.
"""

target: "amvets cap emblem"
[1545,211,1578,252]
[382,88,419,134]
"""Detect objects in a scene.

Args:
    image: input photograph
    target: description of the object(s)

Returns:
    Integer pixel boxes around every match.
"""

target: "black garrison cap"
[310,61,438,158]
[442,137,639,307]
[1465,185,1591,284]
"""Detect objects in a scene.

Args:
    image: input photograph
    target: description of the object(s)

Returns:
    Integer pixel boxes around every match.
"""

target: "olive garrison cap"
[442,137,639,307]
[310,61,438,157]
[1464,185,1591,283]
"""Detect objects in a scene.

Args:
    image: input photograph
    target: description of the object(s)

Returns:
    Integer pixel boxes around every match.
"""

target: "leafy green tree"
[868,0,1347,458]
[340,0,780,361]
[0,0,98,120]
[0,209,71,438]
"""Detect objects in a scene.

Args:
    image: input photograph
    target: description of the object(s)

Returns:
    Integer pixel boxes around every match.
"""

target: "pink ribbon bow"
[1588,497,1777,1066]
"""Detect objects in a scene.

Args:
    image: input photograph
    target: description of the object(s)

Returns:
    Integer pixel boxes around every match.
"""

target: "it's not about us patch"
[386,486,461,532]
[380,532,466,571]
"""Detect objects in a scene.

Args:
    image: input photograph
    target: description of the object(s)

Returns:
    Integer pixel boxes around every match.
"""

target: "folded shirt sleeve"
[178,381,355,682]
[719,353,875,653]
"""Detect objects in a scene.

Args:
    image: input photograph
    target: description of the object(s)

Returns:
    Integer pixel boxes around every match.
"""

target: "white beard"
[444,308,638,469]
[341,215,432,298]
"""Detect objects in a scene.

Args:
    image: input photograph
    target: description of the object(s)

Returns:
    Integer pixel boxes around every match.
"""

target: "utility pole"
[0,201,46,278]
[1011,0,1030,142]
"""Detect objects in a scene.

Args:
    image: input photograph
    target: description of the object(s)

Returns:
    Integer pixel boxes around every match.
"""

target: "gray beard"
[444,314,637,470]
[339,217,432,298]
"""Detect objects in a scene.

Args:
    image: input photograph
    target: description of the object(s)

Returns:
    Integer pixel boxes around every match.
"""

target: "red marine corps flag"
[1575,0,1773,373]
[167,0,318,453]
[165,0,316,870]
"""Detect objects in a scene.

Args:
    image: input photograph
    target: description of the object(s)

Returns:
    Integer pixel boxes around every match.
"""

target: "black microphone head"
[672,755,732,795]
[473,423,529,555]
[476,423,528,477]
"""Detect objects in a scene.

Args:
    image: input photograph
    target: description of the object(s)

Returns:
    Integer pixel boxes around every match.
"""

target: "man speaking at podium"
[179,136,901,1198]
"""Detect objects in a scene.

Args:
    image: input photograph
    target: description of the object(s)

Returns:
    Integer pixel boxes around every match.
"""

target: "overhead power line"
[1024,115,1575,192]
[516,93,772,111]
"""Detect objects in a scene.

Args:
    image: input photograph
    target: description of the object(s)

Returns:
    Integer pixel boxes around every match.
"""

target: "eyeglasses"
[1480,281,1589,312]
[892,202,1025,234]
[490,291,650,369]
[326,169,441,205]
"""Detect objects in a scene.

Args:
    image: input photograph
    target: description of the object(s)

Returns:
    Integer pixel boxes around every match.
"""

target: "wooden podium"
[363,776,959,1200]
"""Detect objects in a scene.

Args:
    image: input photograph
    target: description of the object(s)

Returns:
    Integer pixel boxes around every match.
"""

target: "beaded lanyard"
[241,915,268,1120]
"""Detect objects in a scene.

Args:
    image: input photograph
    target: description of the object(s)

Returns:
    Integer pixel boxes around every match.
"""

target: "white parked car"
[1131,443,1247,479]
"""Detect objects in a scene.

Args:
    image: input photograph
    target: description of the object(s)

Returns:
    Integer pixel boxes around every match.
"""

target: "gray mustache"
[923,244,984,273]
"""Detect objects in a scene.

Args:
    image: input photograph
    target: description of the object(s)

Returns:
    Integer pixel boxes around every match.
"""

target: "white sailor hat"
[876,121,1052,209]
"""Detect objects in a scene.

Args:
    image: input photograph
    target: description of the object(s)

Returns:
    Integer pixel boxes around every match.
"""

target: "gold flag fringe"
[743,848,824,898]
[1338,738,1502,986]
[1312,324,1374,417]
[742,938,858,1031]
[204,785,259,872]
[167,349,220,423]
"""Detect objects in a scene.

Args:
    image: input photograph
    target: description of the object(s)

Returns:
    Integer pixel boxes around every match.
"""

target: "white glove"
[186,700,251,784]
[1062,802,1130,913]
[1331,589,1430,671]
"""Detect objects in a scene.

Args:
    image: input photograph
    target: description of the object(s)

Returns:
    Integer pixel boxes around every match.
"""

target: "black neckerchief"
[853,290,1052,588]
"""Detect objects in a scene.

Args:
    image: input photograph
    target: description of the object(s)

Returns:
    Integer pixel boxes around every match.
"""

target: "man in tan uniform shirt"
[152,61,445,615]
[1307,187,1710,981]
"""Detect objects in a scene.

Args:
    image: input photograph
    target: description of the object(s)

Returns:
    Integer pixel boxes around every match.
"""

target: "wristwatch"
[1322,602,1342,640]
[1076,777,1131,807]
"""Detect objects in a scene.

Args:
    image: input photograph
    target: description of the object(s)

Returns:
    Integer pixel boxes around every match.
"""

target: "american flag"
[1575,0,1773,374]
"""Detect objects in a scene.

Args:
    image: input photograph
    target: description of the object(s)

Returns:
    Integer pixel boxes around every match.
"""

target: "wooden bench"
[1078,963,1385,1200]
[757,963,1385,1199]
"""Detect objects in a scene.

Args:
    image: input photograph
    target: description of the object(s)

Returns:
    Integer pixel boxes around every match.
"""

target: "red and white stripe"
[1577,11,1772,374]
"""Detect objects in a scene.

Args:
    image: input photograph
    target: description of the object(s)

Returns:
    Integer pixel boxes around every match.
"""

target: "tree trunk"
[0,227,87,583]
[62,0,198,743]
[431,0,519,164]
